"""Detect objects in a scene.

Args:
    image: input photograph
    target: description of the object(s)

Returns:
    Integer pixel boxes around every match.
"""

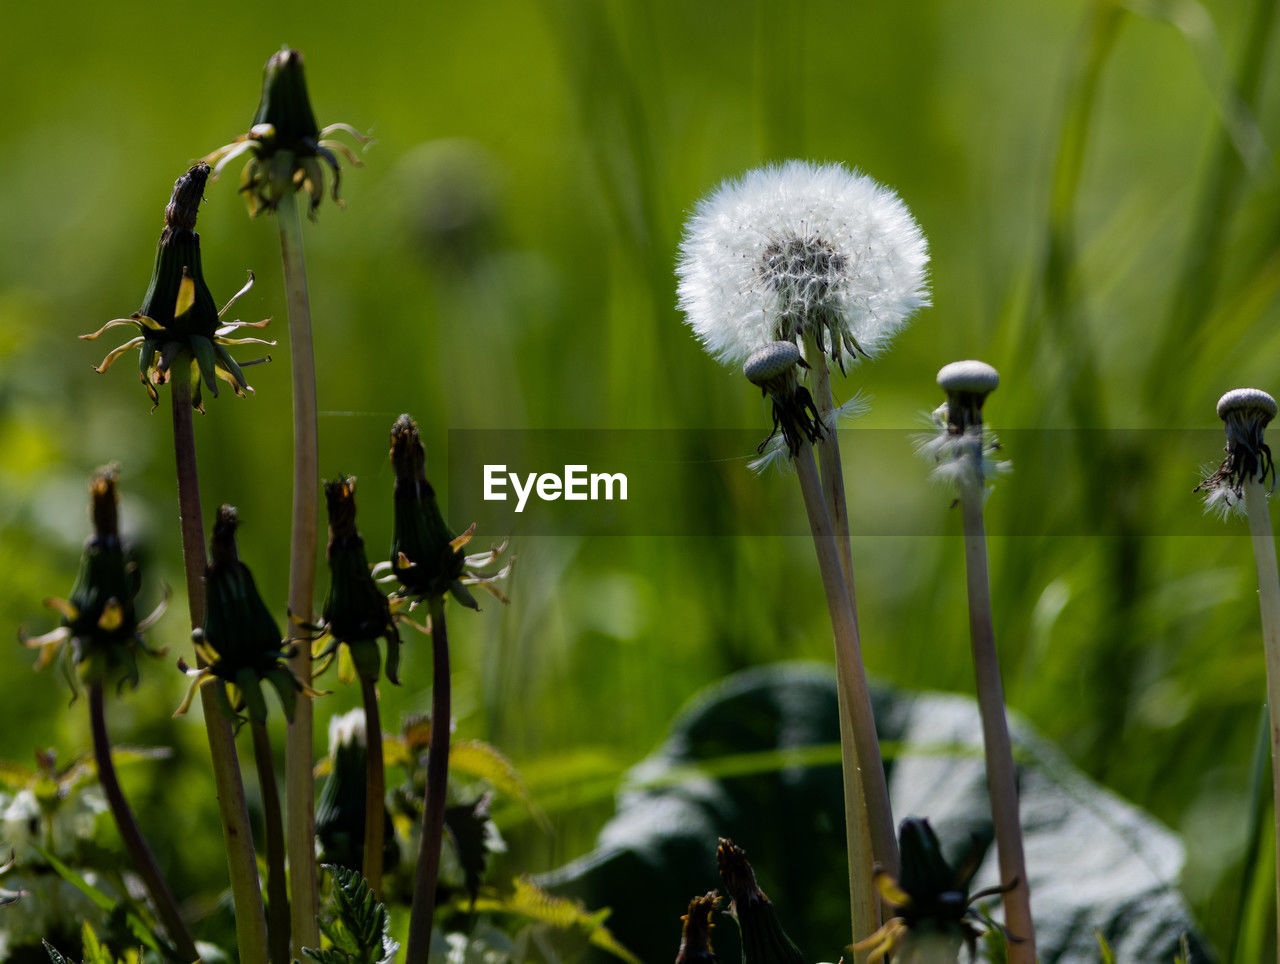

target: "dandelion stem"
[359,673,387,898]
[794,443,898,916]
[800,336,881,943]
[276,187,321,952]
[406,595,451,964]
[956,468,1036,962]
[170,362,269,964]
[1242,477,1280,954]
[89,682,199,963]
[250,717,291,964]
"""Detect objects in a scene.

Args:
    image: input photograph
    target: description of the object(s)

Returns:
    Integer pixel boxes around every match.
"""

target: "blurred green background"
[3,0,1280,955]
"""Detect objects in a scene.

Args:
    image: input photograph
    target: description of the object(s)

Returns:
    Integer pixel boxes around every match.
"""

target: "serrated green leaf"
[449,740,549,830]
[470,878,639,964]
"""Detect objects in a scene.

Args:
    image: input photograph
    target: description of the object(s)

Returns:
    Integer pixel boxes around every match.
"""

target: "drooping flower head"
[80,164,273,411]
[19,466,165,697]
[176,506,311,724]
[1197,388,1277,518]
[377,414,510,610]
[317,476,402,685]
[677,160,929,370]
[918,360,1009,490]
[203,47,369,218]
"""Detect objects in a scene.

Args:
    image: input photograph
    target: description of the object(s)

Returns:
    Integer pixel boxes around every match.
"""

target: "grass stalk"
[89,682,199,963]
[799,336,880,943]
[249,717,291,964]
[956,469,1036,962]
[793,443,898,907]
[405,594,452,963]
[359,673,387,898]
[170,362,269,964]
[1242,477,1280,954]
[276,187,321,951]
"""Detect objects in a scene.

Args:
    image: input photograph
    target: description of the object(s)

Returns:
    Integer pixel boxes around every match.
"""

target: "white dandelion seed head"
[676,160,930,368]
[327,708,367,750]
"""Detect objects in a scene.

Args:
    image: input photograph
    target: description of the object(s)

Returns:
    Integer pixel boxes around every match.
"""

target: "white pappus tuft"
[676,160,930,368]
[916,405,1010,491]
[750,394,870,474]
[327,707,367,750]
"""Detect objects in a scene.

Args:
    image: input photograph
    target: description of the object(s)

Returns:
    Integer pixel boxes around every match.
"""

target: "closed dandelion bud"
[322,477,401,684]
[386,414,518,611]
[675,892,720,964]
[20,467,164,696]
[715,838,804,964]
[204,47,369,218]
[315,710,399,876]
[80,164,272,411]
[178,506,304,724]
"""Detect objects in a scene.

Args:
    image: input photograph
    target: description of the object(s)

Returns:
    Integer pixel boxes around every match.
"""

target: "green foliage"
[43,924,140,964]
[303,865,399,964]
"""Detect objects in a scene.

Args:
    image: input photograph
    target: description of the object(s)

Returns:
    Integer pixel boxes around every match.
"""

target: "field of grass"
[3,0,1280,957]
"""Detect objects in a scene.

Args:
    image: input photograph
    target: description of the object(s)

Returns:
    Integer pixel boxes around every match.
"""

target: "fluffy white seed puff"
[677,160,930,367]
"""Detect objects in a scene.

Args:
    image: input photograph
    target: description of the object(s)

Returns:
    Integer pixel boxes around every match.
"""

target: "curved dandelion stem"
[170,362,269,964]
[249,717,291,964]
[956,470,1036,963]
[405,595,451,964]
[277,187,321,953]
[793,442,897,937]
[88,682,199,963]
[1243,477,1280,956]
[359,672,387,898]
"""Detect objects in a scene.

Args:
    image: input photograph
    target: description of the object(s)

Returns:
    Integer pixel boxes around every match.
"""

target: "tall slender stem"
[405,595,452,964]
[794,445,899,888]
[957,470,1036,963]
[799,337,880,944]
[1243,478,1280,955]
[170,364,269,964]
[277,188,321,952]
[359,673,387,897]
[89,683,199,963]
[250,718,291,964]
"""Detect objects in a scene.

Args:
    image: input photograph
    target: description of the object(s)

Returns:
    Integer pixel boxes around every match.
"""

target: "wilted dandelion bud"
[80,164,273,411]
[19,466,165,697]
[677,161,929,370]
[176,506,306,724]
[1197,388,1278,517]
[857,817,1015,962]
[743,341,824,460]
[320,477,401,684]
[385,414,510,609]
[204,47,369,218]
[315,710,400,876]
[715,838,804,964]
[675,891,720,964]
[919,360,1007,489]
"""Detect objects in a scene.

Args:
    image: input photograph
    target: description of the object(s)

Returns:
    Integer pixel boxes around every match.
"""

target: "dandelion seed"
[676,160,929,369]
[918,360,1009,490]
[1196,387,1277,517]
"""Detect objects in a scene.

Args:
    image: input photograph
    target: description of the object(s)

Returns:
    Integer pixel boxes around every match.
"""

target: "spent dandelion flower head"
[80,163,273,411]
[316,708,401,874]
[917,360,1009,490]
[19,466,165,698]
[316,476,402,685]
[1196,387,1278,518]
[175,506,315,724]
[375,414,511,610]
[675,892,720,964]
[742,341,824,466]
[676,160,929,369]
[203,46,370,218]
